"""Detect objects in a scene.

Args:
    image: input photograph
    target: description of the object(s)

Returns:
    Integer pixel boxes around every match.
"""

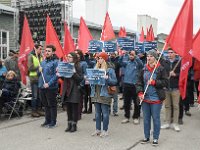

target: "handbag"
[107,86,117,95]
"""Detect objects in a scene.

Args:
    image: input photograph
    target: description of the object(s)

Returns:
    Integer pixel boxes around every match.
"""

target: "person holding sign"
[61,52,83,133]
[38,45,58,128]
[90,52,117,137]
[137,50,168,146]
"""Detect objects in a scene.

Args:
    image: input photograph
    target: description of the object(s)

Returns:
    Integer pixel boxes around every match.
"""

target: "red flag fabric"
[179,53,192,99]
[149,25,155,41]
[164,0,193,56]
[46,15,64,58]
[146,27,151,41]
[122,27,127,37]
[191,28,200,61]
[139,27,145,42]
[118,27,126,37]
[100,12,115,41]
[78,17,93,54]
[64,22,75,55]
[18,16,34,85]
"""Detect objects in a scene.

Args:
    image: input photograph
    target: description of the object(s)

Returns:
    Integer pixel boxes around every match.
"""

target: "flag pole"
[34,47,46,84]
[139,42,167,105]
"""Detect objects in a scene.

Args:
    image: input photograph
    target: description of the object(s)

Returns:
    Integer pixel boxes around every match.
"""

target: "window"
[0,30,9,60]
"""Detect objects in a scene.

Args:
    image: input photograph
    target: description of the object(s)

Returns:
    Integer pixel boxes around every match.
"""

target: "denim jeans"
[31,82,40,111]
[94,103,110,131]
[112,93,118,114]
[142,102,162,140]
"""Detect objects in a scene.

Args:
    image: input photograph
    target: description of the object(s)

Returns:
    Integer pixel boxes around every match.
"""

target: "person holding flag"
[39,44,58,128]
[137,49,168,146]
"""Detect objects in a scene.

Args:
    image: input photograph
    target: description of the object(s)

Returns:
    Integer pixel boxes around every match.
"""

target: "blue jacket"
[90,67,117,98]
[123,57,143,85]
[118,54,129,75]
[38,57,58,89]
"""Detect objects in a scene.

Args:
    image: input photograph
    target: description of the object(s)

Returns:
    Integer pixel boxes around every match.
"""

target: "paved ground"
[0,99,200,150]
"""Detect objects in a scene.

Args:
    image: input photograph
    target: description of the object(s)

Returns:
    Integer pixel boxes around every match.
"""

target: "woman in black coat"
[61,52,83,132]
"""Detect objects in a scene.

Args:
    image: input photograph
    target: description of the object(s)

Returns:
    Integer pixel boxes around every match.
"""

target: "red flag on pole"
[179,53,192,99]
[122,27,127,37]
[18,15,34,85]
[146,27,151,41]
[191,28,200,61]
[164,0,193,56]
[100,12,115,41]
[139,27,145,42]
[63,22,75,55]
[46,15,64,58]
[149,25,155,41]
[78,17,93,54]
[118,27,126,37]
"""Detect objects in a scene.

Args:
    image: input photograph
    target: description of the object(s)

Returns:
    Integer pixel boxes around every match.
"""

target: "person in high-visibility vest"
[28,44,44,117]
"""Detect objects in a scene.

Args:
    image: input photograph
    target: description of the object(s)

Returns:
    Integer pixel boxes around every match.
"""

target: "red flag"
[139,27,145,42]
[78,17,93,54]
[100,12,115,41]
[164,0,193,56]
[122,27,127,37]
[179,53,192,99]
[146,27,151,41]
[64,22,75,55]
[18,16,34,85]
[118,27,124,37]
[191,28,200,61]
[149,25,155,41]
[46,15,64,58]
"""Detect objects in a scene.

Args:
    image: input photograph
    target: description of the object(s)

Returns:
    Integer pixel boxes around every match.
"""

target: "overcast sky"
[73,0,200,35]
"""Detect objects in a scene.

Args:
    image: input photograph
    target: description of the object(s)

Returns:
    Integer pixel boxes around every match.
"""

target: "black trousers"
[123,84,140,119]
[66,102,79,123]
[39,88,57,123]
[195,81,199,97]
[84,85,92,111]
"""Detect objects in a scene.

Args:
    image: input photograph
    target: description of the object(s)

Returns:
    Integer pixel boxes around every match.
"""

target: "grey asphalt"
[0,99,200,150]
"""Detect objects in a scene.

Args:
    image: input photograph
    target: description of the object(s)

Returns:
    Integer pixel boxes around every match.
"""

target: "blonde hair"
[6,70,17,79]
[95,59,108,70]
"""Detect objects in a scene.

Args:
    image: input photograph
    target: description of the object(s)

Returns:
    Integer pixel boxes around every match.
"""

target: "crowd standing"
[0,44,199,147]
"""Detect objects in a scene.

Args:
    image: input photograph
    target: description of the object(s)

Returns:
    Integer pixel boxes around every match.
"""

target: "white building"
[85,0,109,25]
[137,14,158,37]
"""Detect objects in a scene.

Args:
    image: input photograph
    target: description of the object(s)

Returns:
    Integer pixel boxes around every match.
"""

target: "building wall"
[0,13,15,50]
[85,0,108,25]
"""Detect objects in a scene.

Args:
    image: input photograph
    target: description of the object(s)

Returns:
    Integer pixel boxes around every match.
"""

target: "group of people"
[0,44,199,147]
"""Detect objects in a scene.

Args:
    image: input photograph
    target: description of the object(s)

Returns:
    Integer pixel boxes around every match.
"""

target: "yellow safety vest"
[29,55,42,77]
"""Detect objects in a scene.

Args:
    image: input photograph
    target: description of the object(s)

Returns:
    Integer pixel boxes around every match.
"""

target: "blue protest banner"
[57,62,74,78]
[103,41,117,53]
[135,42,144,53]
[88,40,103,53]
[143,41,157,52]
[86,68,106,85]
[117,37,134,51]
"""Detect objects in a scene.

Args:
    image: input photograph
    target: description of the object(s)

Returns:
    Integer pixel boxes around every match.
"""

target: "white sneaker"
[100,130,108,138]
[121,118,129,124]
[173,124,181,132]
[133,118,140,124]
[91,130,101,136]
[161,124,170,129]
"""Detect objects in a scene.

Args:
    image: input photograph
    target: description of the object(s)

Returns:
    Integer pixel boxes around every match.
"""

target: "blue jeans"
[112,93,118,113]
[142,102,162,140]
[94,103,110,131]
[31,82,40,111]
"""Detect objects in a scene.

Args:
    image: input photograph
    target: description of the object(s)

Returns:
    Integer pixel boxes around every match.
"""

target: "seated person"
[0,70,21,114]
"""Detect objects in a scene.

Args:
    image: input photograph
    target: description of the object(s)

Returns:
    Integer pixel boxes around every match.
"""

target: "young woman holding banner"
[90,52,117,137]
[136,49,168,146]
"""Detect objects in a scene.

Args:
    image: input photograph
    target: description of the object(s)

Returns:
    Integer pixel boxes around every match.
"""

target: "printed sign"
[86,69,106,85]
[135,42,144,53]
[117,37,134,51]
[143,41,157,52]
[88,40,103,53]
[57,62,74,78]
[103,41,117,53]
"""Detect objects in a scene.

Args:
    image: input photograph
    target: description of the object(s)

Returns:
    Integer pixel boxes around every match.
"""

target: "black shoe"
[70,123,77,132]
[41,121,50,127]
[65,122,72,132]
[120,106,124,110]
[141,138,150,144]
[152,139,158,146]
[113,113,119,116]
[178,119,183,125]
[87,109,92,114]
[82,110,87,114]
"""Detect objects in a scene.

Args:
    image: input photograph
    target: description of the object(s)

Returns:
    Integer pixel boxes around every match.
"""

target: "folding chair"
[3,88,24,120]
